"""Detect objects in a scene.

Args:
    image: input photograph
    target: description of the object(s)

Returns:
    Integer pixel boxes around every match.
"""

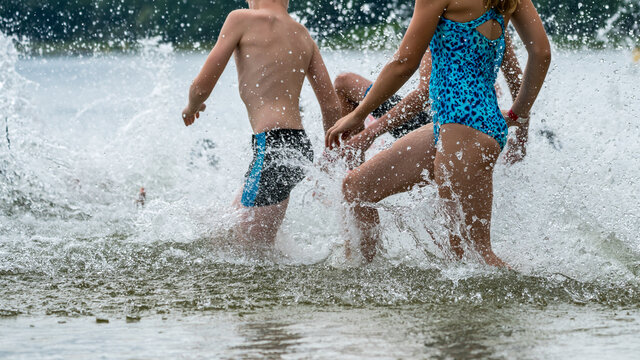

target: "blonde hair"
[485,0,520,15]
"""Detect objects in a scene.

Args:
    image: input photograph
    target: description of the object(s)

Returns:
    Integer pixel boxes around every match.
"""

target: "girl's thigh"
[344,124,436,203]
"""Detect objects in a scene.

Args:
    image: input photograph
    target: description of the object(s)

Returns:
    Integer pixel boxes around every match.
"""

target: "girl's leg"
[433,123,507,267]
[342,125,436,261]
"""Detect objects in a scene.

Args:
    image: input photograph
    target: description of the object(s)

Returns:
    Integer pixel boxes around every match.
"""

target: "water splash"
[1,32,639,317]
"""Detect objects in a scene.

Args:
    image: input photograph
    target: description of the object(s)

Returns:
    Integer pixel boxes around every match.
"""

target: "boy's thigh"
[236,199,290,245]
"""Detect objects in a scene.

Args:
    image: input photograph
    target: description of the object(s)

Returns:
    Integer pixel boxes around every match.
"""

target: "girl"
[326,0,551,266]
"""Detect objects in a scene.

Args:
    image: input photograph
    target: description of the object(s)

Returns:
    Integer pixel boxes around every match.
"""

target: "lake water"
[1,34,640,359]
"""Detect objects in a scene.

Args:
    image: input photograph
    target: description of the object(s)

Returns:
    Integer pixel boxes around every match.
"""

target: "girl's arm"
[326,0,447,148]
[503,0,551,164]
[509,0,551,119]
[501,32,523,102]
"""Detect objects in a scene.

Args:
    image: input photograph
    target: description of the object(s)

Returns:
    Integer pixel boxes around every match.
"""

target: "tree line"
[1,0,638,49]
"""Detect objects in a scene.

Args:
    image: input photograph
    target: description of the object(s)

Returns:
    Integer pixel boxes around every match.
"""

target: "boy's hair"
[246,0,290,8]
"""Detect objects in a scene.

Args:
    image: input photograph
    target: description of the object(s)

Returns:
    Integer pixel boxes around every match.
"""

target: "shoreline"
[6,34,639,57]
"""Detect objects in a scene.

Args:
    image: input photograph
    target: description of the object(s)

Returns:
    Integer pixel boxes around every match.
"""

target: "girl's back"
[429,0,515,150]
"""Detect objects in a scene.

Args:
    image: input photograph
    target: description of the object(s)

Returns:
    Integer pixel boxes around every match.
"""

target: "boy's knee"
[334,73,356,93]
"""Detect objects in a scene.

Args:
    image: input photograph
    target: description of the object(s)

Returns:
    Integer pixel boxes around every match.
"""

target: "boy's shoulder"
[228,9,310,33]
[225,9,254,23]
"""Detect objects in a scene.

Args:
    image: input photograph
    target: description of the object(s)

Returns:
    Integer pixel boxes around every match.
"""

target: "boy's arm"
[365,51,432,140]
[306,42,342,134]
[182,11,247,126]
[501,32,523,102]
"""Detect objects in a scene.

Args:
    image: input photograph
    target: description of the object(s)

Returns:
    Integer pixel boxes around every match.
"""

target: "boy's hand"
[343,128,375,158]
[182,103,207,126]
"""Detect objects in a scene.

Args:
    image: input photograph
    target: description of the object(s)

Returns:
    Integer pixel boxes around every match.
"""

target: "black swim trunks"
[241,129,314,207]
[365,84,432,139]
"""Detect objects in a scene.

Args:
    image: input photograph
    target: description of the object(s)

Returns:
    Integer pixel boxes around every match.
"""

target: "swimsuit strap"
[463,9,504,30]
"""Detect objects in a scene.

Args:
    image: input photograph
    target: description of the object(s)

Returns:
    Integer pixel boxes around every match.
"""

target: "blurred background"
[1,0,639,53]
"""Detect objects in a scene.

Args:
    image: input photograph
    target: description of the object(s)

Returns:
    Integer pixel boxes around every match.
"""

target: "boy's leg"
[334,73,373,116]
[342,124,437,261]
[233,197,290,246]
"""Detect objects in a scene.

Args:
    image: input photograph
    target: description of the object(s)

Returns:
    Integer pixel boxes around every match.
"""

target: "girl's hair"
[485,0,520,15]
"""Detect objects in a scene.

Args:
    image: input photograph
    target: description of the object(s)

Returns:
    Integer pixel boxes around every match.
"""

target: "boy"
[181,0,341,245]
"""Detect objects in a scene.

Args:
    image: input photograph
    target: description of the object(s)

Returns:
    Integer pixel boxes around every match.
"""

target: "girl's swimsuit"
[429,8,508,150]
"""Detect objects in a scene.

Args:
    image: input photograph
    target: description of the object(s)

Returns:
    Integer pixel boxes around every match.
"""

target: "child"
[326,0,550,264]
[333,34,525,162]
[181,0,341,245]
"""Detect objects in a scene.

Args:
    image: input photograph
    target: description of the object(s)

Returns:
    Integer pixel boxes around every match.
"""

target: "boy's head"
[246,0,289,10]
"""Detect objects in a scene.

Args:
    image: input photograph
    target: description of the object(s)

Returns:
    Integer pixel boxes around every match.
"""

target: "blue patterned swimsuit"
[429,9,508,150]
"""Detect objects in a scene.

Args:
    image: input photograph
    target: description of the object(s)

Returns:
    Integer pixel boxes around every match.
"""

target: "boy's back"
[182,1,340,134]
[233,9,315,132]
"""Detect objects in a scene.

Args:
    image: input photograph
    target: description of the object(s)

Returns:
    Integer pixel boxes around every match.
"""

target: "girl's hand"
[504,125,528,164]
[182,103,207,127]
[325,111,366,149]
[502,110,529,164]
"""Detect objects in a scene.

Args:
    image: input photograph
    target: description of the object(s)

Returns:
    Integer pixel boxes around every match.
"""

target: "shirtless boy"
[181,0,341,245]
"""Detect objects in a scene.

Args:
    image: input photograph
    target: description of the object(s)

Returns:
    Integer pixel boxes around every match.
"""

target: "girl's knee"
[342,172,360,203]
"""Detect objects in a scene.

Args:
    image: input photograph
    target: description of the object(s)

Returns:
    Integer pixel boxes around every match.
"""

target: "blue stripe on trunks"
[241,132,267,207]
[364,84,372,97]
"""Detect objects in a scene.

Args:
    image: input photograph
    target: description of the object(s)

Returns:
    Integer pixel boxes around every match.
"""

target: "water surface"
[1,35,639,358]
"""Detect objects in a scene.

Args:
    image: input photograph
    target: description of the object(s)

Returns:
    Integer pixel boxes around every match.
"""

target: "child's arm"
[367,51,432,139]
[306,42,342,134]
[509,0,551,119]
[326,0,446,148]
[344,51,432,153]
[501,32,524,103]
[182,11,247,126]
